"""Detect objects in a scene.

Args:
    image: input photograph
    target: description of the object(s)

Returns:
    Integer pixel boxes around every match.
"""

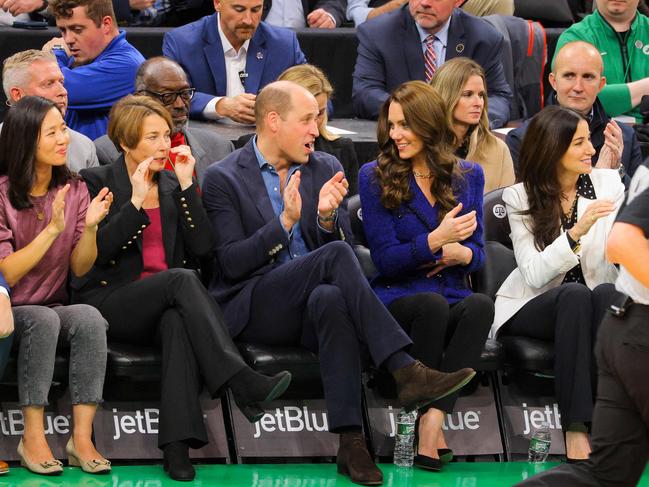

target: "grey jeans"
[0,334,11,379]
[13,304,108,407]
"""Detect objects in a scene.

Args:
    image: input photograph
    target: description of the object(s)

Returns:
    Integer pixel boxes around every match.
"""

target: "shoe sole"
[414,462,442,472]
[439,448,454,464]
[163,459,195,481]
[0,468,7,475]
[404,370,476,413]
[262,372,292,403]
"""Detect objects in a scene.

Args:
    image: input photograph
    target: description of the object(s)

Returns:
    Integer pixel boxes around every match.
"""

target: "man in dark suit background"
[162,0,306,124]
[94,57,234,184]
[352,0,512,127]
[202,80,476,486]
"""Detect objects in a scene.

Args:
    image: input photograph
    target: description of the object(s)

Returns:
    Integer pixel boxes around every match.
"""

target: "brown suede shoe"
[393,361,476,412]
[336,432,383,486]
[0,460,8,475]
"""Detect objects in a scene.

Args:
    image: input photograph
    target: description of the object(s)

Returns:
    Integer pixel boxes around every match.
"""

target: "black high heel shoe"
[564,424,590,465]
[438,448,454,464]
[239,404,265,423]
[412,415,443,472]
[229,369,292,423]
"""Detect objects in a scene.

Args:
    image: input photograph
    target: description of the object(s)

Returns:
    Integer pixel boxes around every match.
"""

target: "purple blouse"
[0,176,89,306]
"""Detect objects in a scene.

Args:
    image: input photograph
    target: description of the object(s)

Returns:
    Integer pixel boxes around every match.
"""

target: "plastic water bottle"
[394,409,418,467]
[528,422,551,463]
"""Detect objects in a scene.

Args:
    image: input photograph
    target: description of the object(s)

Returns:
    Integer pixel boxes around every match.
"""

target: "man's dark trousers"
[238,241,413,431]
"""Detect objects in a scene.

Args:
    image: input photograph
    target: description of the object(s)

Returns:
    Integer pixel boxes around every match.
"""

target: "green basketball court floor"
[1,463,649,486]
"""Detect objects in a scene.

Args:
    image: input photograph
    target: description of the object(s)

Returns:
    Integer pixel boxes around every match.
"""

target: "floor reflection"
[0,462,564,487]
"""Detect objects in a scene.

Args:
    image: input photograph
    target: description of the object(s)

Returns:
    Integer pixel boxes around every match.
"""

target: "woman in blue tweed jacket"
[359,81,493,472]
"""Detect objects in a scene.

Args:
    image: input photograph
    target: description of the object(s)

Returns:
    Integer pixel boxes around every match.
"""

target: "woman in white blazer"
[493,106,625,462]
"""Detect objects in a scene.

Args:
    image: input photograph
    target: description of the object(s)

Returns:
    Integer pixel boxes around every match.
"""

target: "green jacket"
[555,10,649,121]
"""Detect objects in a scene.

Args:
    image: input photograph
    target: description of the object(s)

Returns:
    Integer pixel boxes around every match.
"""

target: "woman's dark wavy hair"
[375,80,460,218]
[518,105,586,251]
[0,96,72,210]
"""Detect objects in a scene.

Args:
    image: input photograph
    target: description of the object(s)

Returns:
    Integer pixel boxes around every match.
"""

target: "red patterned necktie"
[424,34,437,82]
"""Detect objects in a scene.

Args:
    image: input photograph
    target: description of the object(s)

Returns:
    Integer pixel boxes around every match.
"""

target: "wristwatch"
[317,208,337,223]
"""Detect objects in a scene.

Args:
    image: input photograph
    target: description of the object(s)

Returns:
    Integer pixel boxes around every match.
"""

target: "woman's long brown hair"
[375,81,460,218]
[518,105,586,250]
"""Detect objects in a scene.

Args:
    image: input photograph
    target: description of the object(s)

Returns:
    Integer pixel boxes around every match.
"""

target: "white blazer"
[491,169,625,337]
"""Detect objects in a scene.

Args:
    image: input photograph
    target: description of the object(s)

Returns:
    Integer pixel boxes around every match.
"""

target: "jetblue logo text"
[253,407,328,438]
[112,408,159,440]
[522,402,561,435]
[0,409,70,435]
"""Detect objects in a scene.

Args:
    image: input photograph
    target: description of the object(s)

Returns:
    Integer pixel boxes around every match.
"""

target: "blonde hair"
[108,95,172,152]
[277,64,338,141]
[429,57,498,163]
[2,50,57,100]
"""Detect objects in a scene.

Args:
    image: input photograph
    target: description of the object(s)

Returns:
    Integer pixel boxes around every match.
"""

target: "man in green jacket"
[555,0,649,122]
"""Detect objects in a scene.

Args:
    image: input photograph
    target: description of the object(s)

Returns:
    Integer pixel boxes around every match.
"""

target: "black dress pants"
[238,241,413,431]
[500,282,618,429]
[514,302,649,487]
[388,292,493,412]
[97,268,247,448]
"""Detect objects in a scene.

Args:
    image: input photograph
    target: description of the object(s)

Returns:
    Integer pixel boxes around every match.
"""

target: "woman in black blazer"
[72,96,290,481]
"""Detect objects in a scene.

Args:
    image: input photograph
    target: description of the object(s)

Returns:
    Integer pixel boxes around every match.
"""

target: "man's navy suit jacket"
[202,140,352,337]
[352,6,512,127]
[163,14,307,119]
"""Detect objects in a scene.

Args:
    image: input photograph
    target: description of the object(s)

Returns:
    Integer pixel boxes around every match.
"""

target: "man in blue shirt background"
[42,0,144,141]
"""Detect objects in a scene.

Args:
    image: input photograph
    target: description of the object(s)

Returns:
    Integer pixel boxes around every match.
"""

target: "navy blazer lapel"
[158,172,179,265]
[406,178,437,230]
[403,8,425,81]
[237,141,276,222]
[445,10,465,62]
[245,26,267,94]
[204,14,228,96]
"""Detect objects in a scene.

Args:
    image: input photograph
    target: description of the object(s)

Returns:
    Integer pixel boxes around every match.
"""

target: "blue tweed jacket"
[358,159,485,306]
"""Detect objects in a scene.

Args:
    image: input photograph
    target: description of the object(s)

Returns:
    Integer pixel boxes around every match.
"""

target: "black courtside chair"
[481,188,555,378]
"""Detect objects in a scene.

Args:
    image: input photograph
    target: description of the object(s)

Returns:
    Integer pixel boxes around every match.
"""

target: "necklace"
[413,170,434,179]
[30,195,46,221]
[561,190,578,220]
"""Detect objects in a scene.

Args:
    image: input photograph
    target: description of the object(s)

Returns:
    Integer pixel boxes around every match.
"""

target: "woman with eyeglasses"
[72,95,291,481]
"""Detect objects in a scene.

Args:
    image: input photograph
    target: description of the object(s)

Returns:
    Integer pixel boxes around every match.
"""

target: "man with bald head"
[506,41,643,185]
[94,57,233,183]
[2,49,98,172]
[202,80,476,486]
[555,0,649,122]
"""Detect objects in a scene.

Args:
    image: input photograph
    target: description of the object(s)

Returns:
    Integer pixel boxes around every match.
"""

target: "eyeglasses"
[140,88,196,105]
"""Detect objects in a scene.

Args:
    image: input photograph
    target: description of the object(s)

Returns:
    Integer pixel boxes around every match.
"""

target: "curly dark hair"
[518,105,586,250]
[374,80,461,219]
[48,0,116,26]
[0,96,73,210]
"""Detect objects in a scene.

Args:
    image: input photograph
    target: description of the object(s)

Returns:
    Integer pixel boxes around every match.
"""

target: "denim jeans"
[13,304,108,406]
[0,333,12,380]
